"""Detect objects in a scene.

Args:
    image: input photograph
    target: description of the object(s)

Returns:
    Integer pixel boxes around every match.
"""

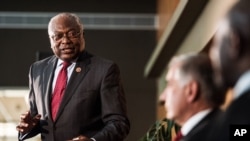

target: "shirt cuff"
[19,132,28,141]
[90,138,96,141]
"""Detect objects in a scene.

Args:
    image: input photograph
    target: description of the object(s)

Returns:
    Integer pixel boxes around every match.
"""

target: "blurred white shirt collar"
[234,70,250,99]
[181,109,212,136]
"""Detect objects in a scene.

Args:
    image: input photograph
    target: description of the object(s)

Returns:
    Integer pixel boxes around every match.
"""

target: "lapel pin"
[76,67,81,72]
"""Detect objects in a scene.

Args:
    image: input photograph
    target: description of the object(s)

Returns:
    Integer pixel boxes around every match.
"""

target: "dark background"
[0,1,157,140]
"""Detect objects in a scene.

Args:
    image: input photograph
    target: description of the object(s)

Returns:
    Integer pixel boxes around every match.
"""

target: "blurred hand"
[68,135,92,141]
[16,111,41,134]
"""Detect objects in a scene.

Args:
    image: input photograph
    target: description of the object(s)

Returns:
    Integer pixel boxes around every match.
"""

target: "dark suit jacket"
[207,90,250,141]
[180,108,222,141]
[20,51,130,141]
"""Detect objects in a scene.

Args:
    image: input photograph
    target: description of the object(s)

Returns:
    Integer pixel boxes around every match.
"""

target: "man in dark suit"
[16,12,130,141]
[208,0,250,140]
[162,52,225,141]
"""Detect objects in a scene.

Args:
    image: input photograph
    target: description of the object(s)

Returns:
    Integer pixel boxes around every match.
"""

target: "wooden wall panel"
[157,0,180,40]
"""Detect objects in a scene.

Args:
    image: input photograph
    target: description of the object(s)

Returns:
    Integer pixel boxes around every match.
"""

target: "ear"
[185,80,199,103]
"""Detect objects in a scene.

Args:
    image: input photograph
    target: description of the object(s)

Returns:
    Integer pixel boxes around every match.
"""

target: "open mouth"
[61,47,74,53]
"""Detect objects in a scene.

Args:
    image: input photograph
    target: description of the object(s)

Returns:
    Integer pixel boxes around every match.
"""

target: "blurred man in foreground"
[209,0,250,140]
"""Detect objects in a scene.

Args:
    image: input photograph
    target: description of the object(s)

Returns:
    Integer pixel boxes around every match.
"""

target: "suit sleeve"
[19,65,41,140]
[92,63,130,141]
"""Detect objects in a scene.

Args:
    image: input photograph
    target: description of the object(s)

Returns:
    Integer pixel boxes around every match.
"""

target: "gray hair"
[48,12,84,36]
[168,52,225,107]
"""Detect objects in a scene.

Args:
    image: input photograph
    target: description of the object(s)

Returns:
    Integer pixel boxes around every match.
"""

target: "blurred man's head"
[210,0,250,89]
[163,53,224,125]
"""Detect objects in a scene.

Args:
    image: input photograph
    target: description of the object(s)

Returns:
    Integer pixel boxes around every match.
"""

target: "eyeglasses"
[50,30,81,42]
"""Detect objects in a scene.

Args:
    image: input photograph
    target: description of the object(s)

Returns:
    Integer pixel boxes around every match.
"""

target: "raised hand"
[16,111,41,134]
[68,135,93,141]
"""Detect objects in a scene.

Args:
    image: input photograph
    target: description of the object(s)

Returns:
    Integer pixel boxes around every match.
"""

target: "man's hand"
[68,135,93,141]
[16,111,41,134]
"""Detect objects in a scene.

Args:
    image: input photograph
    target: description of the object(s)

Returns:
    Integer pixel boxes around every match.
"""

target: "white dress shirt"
[181,109,212,136]
[234,70,250,99]
[52,59,76,94]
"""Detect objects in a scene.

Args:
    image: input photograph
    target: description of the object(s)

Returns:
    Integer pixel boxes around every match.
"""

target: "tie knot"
[62,61,71,69]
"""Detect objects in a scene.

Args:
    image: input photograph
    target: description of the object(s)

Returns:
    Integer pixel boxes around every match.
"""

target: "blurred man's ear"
[185,80,199,103]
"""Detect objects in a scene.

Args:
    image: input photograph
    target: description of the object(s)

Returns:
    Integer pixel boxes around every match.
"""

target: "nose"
[61,34,71,43]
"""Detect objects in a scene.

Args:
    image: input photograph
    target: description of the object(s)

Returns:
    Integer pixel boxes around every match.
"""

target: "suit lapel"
[55,52,91,122]
[183,109,222,141]
[42,56,57,121]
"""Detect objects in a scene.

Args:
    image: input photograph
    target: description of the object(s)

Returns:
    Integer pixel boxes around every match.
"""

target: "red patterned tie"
[174,131,183,141]
[51,61,71,121]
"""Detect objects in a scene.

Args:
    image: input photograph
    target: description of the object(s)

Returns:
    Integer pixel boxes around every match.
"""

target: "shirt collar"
[56,58,77,67]
[57,59,64,67]
[234,70,250,99]
[181,109,212,136]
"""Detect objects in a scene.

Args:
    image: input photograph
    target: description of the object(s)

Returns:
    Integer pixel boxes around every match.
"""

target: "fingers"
[32,114,41,122]
[34,114,42,120]
[18,122,29,127]
[72,137,80,140]
[16,122,28,133]
[16,111,41,134]
[72,135,89,141]
[16,125,24,133]
[16,119,31,133]
[20,111,30,121]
